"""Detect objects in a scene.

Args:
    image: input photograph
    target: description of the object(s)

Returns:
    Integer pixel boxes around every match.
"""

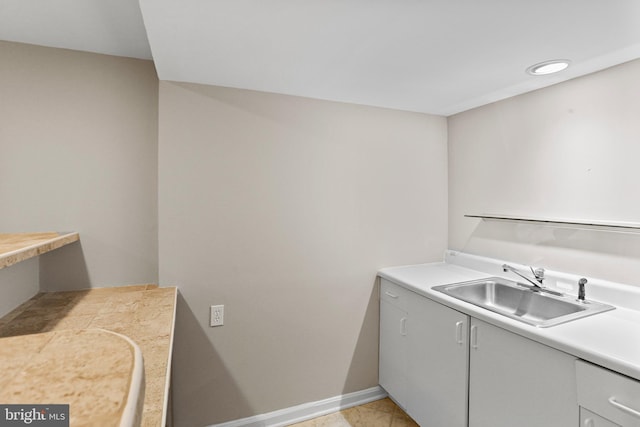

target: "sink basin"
[433,277,614,327]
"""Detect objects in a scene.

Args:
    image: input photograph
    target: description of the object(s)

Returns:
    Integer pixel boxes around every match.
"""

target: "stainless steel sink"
[433,277,614,327]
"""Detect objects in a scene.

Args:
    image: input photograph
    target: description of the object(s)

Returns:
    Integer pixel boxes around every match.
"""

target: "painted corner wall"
[0,259,39,318]
[2,41,447,425]
[13,33,640,427]
[448,58,640,286]
[0,40,159,297]
[158,82,448,425]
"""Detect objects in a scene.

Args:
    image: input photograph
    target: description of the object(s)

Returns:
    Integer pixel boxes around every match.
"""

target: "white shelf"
[465,214,640,232]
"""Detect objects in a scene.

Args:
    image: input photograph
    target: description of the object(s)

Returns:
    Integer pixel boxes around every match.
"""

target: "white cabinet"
[379,279,579,427]
[580,408,621,427]
[468,318,578,427]
[379,278,469,426]
[406,294,469,427]
[577,360,640,427]
[379,279,409,407]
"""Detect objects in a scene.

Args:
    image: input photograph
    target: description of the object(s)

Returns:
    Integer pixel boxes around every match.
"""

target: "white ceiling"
[3,1,640,115]
[0,0,152,60]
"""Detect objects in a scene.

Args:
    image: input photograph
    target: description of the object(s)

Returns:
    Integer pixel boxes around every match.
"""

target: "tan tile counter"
[0,328,143,427]
[0,232,79,270]
[0,285,177,427]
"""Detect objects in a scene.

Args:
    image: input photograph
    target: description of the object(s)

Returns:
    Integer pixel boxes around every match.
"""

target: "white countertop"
[379,250,640,381]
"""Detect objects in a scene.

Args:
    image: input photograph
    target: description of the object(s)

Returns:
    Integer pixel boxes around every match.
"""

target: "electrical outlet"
[210,305,224,327]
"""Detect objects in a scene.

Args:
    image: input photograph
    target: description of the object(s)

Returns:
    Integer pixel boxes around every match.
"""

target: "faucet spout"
[502,264,545,289]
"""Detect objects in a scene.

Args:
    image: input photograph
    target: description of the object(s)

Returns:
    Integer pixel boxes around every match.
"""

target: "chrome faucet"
[502,264,545,289]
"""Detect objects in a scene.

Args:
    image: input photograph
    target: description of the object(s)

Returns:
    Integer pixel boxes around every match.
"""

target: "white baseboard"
[209,386,388,427]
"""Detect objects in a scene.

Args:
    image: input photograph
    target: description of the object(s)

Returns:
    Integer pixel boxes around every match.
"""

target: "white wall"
[0,41,159,297]
[0,259,39,318]
[158,82,448,425]
[449,58,640,286]
[10,36,640,427]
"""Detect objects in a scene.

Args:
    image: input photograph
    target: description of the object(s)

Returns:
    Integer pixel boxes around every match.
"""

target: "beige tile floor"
[287,398,419,427]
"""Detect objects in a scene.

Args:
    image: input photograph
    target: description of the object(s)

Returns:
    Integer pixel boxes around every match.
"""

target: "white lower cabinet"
[379,296,408,406]
[406,294,469,427]
[576,360,640,427]
[379,279,410,407]
[580,408,621,427]
[379,279,579,427]
[380,278,468,425]
[468,318,578,427]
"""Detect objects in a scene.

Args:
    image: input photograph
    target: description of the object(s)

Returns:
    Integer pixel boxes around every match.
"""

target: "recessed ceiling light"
[526,60,571,76]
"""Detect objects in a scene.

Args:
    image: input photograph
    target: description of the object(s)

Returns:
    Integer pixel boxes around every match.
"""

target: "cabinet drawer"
[380,279,413,310]
[577,360,640,427]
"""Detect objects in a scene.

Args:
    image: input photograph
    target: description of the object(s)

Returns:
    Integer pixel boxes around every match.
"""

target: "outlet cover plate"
[210,305,224,327]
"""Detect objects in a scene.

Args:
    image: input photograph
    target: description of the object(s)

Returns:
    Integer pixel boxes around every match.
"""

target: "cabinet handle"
[400,317,407,336]
[455,321,464,345]
[609,396,640,418]
[583,418,594,427]
[470,325,478,349]
[384,291,399,299]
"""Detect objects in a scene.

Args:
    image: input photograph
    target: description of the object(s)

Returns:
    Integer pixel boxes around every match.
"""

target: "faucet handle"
[578,278,587,301]
[531,267,545,283]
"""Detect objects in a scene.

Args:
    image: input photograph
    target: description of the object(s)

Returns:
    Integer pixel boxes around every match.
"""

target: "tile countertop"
[379,250,640,382]
[0,284,177,427]
[0,232,79,270]
[0,328,144,427]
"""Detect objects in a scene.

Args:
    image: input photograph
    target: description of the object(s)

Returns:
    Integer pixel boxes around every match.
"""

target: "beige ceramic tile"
[141,410,164,427]
[291,411,352,427]
[137,335,171,377]
[64,300,108,316]
[0,313,54,337]
[0,233,79,268]
[87,311,138,335]
[360,397,398,414]
[0,232,61,253]
[31,292,80,308]
[98,297,143,315]
[391,409,420,427]
[142,367,170,415]
[141,286,176,300]
[21,303,74,320]
[0,232,79,270]
[0,334,53,390]
[287,398,420,427]
[0,330,134,427]
[83,285,151,295]
[340,406,394,427]
[0,285,177,427]
[46,314,94,331]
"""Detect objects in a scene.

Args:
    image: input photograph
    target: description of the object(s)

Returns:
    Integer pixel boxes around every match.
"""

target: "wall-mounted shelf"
[465,214,640,232]
[0,232,79,270]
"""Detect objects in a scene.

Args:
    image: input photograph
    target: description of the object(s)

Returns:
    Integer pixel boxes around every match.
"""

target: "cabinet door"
[469,318,578,427]
[379,298,408,407]
[580,408,621,427]
[407,295,469,427]
[576,359,640,427]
